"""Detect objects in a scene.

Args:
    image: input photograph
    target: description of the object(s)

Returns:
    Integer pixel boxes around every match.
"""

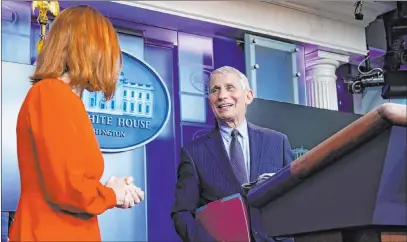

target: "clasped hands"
[105,176,144,209]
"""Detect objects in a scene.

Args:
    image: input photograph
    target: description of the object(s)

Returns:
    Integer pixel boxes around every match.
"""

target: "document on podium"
[242,173,276,193]
[195,193,251,242]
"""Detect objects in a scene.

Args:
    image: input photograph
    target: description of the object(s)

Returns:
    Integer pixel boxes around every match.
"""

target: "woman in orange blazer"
[9,5,144,242]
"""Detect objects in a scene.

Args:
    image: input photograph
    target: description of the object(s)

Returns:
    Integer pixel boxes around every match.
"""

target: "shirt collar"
[218,119,249,141]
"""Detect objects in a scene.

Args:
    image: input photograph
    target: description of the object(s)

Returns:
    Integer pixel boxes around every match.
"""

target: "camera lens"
[352,81,363,93]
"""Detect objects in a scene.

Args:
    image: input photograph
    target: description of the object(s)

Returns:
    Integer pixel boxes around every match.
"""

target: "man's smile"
[217,103,234,110]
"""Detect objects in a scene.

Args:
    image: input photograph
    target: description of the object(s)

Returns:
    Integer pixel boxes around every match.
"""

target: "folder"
[195,193,251,242]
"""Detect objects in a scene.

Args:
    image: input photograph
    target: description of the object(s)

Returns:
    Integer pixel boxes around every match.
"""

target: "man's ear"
[245,89,254,105]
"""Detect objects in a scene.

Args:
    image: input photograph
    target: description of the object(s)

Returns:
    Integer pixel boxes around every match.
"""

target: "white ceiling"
[263,1,397,27]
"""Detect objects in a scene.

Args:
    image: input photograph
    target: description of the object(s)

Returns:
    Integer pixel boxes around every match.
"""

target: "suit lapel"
[248,123,263,181]
[205,129,244,191]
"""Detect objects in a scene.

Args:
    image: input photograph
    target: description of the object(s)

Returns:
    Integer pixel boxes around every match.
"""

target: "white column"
[305,50,349,111]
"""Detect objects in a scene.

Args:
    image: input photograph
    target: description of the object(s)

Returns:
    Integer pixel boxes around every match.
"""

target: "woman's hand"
[125,183,144,207]
[105,176,144,208]
[105,176,129,207]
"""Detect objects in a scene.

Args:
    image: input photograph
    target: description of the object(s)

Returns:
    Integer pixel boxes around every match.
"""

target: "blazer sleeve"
[282,134,295,167]
[171,147,216,242]
[27,81,117,215]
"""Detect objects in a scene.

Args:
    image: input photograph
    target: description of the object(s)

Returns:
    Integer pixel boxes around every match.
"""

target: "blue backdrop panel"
[1,62,35,212]
[144,44,180,242]
[89,35,149,242]
[2,1,31,64]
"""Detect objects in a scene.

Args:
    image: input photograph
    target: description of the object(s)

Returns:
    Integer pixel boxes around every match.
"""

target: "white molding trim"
[114,1,371,55]
[264,1,396,28]
[305,50,350,68]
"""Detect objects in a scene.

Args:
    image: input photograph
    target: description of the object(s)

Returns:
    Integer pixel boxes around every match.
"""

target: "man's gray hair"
[208,66,251,90]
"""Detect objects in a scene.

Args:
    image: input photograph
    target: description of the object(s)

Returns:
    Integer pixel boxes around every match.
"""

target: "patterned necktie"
[230,129,248,185]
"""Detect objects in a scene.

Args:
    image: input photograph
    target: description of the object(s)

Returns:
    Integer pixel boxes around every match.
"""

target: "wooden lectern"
[247,103,407,242]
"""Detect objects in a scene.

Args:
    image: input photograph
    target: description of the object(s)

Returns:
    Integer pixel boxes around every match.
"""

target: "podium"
[247,103,407,242]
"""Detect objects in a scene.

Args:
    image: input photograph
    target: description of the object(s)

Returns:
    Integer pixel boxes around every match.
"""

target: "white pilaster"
[116,1,372,55]
[305,50,349,111]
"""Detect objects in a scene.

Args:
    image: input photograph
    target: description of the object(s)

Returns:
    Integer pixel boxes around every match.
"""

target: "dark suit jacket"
[171,122,294,242]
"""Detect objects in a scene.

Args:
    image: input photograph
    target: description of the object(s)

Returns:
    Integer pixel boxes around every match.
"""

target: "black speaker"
[381,70,407,99]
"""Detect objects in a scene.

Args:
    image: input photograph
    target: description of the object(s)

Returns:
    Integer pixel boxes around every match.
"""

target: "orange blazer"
[9,79,116,241]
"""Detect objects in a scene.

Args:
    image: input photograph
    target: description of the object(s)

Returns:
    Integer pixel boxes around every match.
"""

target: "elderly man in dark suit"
[171,66,294,242]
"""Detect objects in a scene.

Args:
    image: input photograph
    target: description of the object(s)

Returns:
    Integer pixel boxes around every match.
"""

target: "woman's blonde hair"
[30,5,122,100]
